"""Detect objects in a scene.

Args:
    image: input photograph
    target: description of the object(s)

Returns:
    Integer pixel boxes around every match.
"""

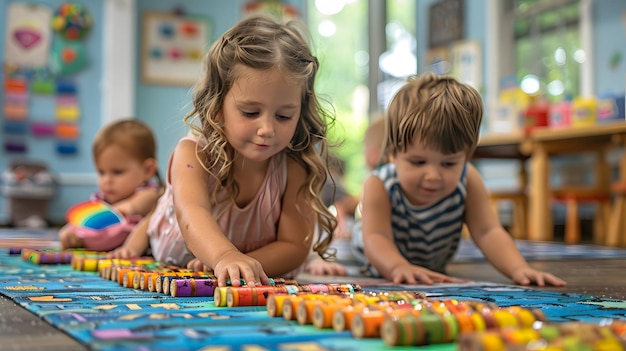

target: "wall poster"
[141,11,211,86]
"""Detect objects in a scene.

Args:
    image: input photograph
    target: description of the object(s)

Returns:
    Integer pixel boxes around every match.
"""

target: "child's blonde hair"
[92,119,163,187]
[184,15,337,259]
[384,72,483,158]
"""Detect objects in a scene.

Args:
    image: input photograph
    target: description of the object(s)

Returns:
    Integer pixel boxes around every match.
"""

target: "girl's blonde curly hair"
[183,14,337,260]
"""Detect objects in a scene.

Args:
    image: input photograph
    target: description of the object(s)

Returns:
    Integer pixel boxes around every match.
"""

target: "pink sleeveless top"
[147,133,287,267]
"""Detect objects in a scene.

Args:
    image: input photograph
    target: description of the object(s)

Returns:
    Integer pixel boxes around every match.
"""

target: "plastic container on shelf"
[597,93,625,124]
[1,161,57,228]
[571,97,598,127]
[549,100,572,128]
[523,98,550,134]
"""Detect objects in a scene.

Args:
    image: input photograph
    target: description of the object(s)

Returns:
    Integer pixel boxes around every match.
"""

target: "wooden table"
[475,123,626,243]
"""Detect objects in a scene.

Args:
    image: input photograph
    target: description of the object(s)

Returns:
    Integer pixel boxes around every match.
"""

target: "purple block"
[171,278,215,297]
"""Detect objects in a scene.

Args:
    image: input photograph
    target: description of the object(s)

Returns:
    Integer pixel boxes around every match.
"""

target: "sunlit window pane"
[514,0,580,103]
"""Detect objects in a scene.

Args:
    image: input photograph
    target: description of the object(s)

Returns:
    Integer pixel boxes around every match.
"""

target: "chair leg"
[616,199,626,247]
[593,201,611,246]
[564,199,580,244]
[511,198,524,239]
[519,197,528,240]
[607,196,625,247]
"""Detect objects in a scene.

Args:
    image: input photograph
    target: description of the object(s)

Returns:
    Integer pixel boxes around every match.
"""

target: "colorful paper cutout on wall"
[55,123,79,139]
[56,140,78,155]
[2,77,30,154]
[4,136,27,153]
[3,3,53,68]
[3,120,29,134]
[3,78,29,121]
[31,78,55,94]
[52,2,93,40]
[2,104,28,120]
[50,39,88,76]
[54,80,80,155]
[30,121,56,137]
[55,93,80,122]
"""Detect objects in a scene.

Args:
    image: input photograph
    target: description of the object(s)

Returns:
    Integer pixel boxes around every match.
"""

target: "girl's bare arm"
[113,187,159,216]
[247,159,315,277]
[170,141,266,286]
[107,214,151,258]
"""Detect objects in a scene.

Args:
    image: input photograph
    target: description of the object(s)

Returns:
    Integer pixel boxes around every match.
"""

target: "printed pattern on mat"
[1,249,626,351]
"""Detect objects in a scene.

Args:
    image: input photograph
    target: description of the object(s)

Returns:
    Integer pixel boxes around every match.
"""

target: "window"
[307,0,416,194]
[513,0,581,103]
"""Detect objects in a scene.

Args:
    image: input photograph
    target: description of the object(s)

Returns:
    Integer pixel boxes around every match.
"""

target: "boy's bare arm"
[464,165,565,286]
[464,165,530,276]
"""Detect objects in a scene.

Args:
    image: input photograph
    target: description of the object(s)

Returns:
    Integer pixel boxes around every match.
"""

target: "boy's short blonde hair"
[384,72,483,158]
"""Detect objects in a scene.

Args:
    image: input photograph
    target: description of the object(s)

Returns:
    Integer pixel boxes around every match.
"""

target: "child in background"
[306,154,357,276]
[363,114,387,171]
[59,119,162,251]
[305,116,388,276]
[352,73,567,287]
[320,153,359,239]
[109,15,337,287]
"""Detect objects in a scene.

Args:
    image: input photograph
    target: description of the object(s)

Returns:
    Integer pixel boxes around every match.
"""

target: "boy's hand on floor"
[511,267,567,287]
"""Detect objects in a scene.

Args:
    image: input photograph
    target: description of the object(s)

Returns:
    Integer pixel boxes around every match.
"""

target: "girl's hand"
[305,257,347,276]
[389,263,463,285]
[107,246,140,259]
[187,258,213,274]
[211,251,270,287]
[510,267,567,287]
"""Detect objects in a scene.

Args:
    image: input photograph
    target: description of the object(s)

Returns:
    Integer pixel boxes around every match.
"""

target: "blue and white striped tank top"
[375,162,467,273]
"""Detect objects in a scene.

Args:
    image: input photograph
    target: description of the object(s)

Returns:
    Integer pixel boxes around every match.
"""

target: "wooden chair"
[551,187,612,245]
[489,190,528,239]
[607,181,626,247]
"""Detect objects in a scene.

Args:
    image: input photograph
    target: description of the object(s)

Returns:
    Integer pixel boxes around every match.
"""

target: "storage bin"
[1,161,56,228]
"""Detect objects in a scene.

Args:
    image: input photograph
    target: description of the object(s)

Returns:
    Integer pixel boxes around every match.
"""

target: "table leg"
[518,159,528,239]
[618,135,626,246]
[529,144,552,241]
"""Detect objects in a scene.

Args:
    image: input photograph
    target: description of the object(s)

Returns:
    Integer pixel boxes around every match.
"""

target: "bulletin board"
[141,11,211,86]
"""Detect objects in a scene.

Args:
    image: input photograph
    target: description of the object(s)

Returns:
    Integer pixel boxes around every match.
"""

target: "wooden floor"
[2,257,626,351]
